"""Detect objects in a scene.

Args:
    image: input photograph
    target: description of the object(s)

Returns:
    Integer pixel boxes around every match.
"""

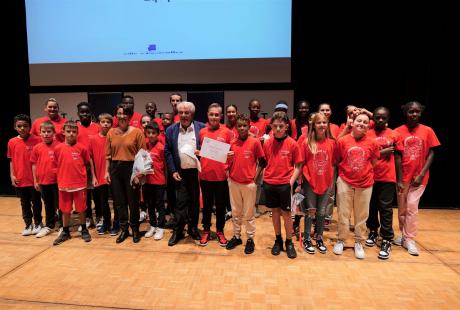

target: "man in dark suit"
[164,101,205,246]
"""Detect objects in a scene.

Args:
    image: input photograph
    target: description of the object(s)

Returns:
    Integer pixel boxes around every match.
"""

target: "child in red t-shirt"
[161,112,176,227]
[394,101,440,256]
[53,121,97,246]
[365,107,402,259]
[297,113,336,255]
[198,103,233,247]
[263,112,303,259]
[226,114,265,254]
[143,122,167,240]
[8,114,42,236]
[89,113,118,235]
[333,113,380,259]
[31,121,60,237]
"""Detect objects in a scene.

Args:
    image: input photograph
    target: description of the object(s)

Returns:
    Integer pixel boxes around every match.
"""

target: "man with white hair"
[164,101,206,246]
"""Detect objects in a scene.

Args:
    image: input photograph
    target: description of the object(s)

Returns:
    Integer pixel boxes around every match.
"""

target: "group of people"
[8,93,440,260]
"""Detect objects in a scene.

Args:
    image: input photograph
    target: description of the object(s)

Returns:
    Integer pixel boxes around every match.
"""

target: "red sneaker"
[199,230,210,246]
[216,231,228,247]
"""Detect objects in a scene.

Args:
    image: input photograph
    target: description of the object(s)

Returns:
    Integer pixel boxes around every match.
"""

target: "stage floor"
[0,196,459,309]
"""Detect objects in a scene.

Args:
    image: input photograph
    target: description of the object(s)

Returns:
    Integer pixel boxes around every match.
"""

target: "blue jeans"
[302,182,329,240]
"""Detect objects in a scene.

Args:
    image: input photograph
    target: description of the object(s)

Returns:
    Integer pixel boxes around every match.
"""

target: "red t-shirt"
[199,125,233,181]
[394,124,440,186]
[174,114,180,123]
[146,142,166,185]
[222,124,238,140]
[289,119,308,141]
[367,128,399,183]
[229,136,264,184]
[7,135,41,187]
[152,117,164,132]
[88,134,108,187]
[330,123,341,139]
[112,112,143,129]
[31,116,67,142]
[77,122,100,149]
[30,140,60,185]
[54,142,90,189]
[300,138,336,194]
[335,134,380,188]
[263,136,302,185]
[249,118,268,138]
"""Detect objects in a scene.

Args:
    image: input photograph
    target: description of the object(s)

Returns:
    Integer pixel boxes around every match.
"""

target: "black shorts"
[262,182,291,212]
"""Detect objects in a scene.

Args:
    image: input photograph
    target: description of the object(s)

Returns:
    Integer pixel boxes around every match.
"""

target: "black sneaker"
[365,231,378,247]
[81,229,92,242]
[244,238,255,254]
[302,238,315,254]
[53,230,71,246]
[378,240,391,260]
[271,239,284,256]
[315,239,327,254]
[226,236,242,250]
[285,240,297,259]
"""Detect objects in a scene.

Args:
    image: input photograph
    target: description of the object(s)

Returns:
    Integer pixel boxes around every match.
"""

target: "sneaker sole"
[365,242,375,247]
[304,248,315,254]
[219,243,227,247]
[199,242,209,246]
[378,254,390,260]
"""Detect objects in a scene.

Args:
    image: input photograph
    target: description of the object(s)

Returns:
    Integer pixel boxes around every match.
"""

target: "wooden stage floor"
[0,196,459,309]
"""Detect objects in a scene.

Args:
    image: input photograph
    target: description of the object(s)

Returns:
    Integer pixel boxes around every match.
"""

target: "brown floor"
[0,197,459,309]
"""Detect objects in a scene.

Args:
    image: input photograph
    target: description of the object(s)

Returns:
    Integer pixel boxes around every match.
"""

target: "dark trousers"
[16,186,42,227]
[144,184,166,228]
[367,181,395,240]
[110,161,140,230]
[200,180,227,232]
[166,172,177,216]
[40,184,59,228]
[94,184,116,229]
[174,168,200,232]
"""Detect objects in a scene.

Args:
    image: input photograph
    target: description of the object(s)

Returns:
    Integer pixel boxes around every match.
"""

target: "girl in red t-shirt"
[394,101,440,256]
[333,113,380,259]
[297,113,336,254]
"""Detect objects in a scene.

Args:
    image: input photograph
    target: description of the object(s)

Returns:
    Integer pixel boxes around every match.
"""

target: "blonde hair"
[307,113,333,154]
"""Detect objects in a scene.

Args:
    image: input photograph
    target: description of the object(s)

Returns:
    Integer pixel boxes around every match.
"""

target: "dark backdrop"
[2,2,458,208]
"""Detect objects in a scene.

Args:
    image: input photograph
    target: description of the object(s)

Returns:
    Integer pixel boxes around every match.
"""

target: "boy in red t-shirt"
[89,113,118,235]
[161,112,176,227]
[8,114,42,236]
[394,101,440,256]
[198,103,233,247]
[262,112,303,259]
[143,122,167,240]
[53,121,97,245]
[333,113,380,259]
[31,121,60,238]
[226,114,265,254]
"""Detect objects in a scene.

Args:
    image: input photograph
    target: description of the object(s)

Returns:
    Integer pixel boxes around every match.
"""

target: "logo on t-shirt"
[375,136,392,149]
[313,149,329,176]
[243,150,253,159]
[71,151,81,160]
[280,150,291,159]
[346,146,366,172]
[48,150,55,160]
[403,136,423,161]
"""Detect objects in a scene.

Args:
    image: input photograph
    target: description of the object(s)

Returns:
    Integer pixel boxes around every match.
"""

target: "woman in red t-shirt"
[394,101,440,256]
[297,113,336,254]
[333,113,380,259]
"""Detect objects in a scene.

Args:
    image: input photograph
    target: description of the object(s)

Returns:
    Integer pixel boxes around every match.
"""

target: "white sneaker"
[139,211,147,222]
[333,240,344,255]
[86,218,91,229]
[32,223,43,235]
[354,242,365,259]
[96,218,104,228]
[154,228,164,240]
[22,224,34,236]
[403,240,419,256]
[78,225,82,232]
[393,235,404,246]
[36,226,52,238]
[145,226,156,238]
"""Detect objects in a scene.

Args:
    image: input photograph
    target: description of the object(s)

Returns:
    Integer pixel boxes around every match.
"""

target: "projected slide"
[26,0,291,64]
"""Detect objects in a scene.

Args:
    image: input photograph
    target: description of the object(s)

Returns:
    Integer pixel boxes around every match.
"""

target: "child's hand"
[294,185,302,193]
[397,181,405,193]
[133,175,140,185]
[11,176,18,187]
[411,175,423,187]
[227,151,234,160]
[104,172,111,184]
[34,182,40,192]
[92,178,98,187]
[194,150,200,156]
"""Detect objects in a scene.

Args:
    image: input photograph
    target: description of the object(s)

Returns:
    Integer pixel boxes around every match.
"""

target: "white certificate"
[200,137,231,163]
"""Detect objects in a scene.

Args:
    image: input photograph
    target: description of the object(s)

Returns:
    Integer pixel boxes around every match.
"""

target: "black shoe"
[116,230,129,244]
[244,238,255,254]
[366,231,378,247]
[378,240,392,260]
[132,226,141,243]
[226,236,242,250]
[271,239,284,256]
[302,238,315,254]
[168,231,185,246]
[188,228,201,240]
[315,239,327,254]
[81,229,91,242]
[285,240,297,259]
[53,230,71,246]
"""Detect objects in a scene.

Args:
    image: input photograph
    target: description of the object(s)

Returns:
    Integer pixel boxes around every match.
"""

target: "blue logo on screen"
[148,44,157,52]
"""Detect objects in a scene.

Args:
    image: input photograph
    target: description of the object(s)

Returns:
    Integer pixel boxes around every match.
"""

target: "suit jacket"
[165,121,205,174]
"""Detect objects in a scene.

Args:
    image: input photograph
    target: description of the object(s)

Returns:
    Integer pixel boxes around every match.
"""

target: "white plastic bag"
[130,149,154,186]
[291,192,305,216]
